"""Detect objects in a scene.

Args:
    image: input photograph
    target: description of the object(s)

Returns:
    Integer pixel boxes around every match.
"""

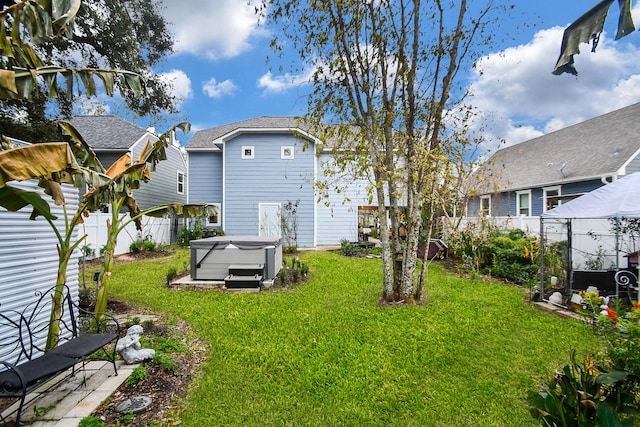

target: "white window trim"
[516,190,532,216]
[480,195,491,216]
[281,146,294,159]
[177,171,185,195]
[241,146,255,159]
[543,186,561,212]
[206,203,221,227]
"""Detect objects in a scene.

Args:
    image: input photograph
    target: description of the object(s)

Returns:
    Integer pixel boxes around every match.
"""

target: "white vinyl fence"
[79,211,175,258]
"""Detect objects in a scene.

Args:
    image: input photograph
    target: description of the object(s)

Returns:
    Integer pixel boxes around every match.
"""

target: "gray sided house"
[69,116,188,210]
[186,117,373,247]
[468,102,640,220]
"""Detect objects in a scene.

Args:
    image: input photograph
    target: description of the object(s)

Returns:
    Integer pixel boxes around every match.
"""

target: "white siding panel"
[0,180,80,361]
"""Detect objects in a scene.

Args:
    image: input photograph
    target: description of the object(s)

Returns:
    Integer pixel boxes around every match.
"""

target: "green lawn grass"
[91,248,601,426]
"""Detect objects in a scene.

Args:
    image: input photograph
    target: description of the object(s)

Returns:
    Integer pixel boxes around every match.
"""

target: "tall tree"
[0,0,175,141]
[259,0,512,304]
[46,0,176,119]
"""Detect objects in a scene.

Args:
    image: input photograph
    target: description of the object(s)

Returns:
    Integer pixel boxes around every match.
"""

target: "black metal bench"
[0,284,121,426]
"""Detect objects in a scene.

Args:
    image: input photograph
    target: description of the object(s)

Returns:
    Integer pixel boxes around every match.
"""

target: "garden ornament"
[548,292,563,306]
[116,325,155,364]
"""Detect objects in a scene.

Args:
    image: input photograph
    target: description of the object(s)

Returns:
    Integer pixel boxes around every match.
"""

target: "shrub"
[598,304,640,390]
[488,234,539,285]
[127,366,146,386]
[449,225,541,285]
[153,352,179,373]
[129,239,158,253]
[340,239,358,256]
[528,351,637,426]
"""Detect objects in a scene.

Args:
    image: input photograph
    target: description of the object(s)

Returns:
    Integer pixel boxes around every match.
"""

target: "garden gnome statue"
[116,325,155,364]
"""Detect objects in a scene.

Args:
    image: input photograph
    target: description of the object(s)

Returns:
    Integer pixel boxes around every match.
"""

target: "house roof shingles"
[185,116,315,150]
[475,102,640,194]
[68,116,150,150]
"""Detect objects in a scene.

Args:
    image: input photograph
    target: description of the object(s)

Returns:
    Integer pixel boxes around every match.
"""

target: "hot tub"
[189,236,283,281]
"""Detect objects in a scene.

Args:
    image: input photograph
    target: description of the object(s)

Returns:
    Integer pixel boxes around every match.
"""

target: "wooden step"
[228,264,264,276]
[224,274,262,289]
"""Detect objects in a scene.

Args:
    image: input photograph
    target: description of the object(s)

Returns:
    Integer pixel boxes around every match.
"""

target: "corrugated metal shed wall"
[0,180,80,360]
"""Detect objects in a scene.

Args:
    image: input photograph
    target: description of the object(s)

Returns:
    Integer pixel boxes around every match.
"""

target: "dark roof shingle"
[69,116,150,150]
[474,102,640,193]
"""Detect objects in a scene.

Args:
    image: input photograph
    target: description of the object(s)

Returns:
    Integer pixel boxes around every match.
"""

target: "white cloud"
[160,0,263,59]
[202,77,237,99]
[159,69,193,108]
[257,67,316,94]
[74,95,113,116]
[467,25,640,149]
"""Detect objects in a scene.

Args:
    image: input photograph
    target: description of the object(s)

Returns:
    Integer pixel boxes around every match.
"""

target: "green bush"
[599,305,640,391]
[528,351,637,426]
[153,352,179,373]
[340,239,358,256]
[447,220,499,271]
[127,366,146,386]
[449,225,541,286]
[129,239,158,253]
[488,234,539,285]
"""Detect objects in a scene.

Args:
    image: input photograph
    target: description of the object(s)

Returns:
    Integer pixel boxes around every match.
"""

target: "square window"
[242,146,254,159]
[281,146,294,159]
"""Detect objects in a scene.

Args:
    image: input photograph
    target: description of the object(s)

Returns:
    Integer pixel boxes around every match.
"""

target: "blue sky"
[87,1,640,150]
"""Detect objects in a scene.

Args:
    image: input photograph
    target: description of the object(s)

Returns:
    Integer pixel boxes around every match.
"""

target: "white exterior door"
[259,203,282,237]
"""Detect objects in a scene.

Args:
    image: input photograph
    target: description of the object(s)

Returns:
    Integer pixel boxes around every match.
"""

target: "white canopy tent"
[539,173,640,303]
[541,172,640,220]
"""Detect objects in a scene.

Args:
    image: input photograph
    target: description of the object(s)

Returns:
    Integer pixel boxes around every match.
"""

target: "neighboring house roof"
[68,116,151,150]
[473,102,640,194]
[186,116,312,150]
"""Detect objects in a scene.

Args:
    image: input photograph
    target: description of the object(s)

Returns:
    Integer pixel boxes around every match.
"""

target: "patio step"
[224,274,263,289]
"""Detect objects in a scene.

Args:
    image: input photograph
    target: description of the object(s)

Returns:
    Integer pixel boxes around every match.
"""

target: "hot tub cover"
[190,235,282,250]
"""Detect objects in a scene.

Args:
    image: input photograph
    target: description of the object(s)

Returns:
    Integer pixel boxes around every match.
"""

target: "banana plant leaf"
[0,184,57,220]
[0,142,79,186]
[146,203,218,219]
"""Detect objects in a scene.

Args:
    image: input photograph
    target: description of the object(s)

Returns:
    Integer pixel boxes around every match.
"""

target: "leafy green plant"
[127,366,147,386]
[153,352,179,373]
[598,304,640,387]
[528,350,637,426]
[32,404,55,418]
[81,244,96,260]
[79,416,106,427]
[166,267,177,285]
[447,219,499,272]
[281,199,300,253]
[143,336,187,353]
[120,411,135,425]
[130,239,158,253]
[124,316,141,328]
[340,239,358,256]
